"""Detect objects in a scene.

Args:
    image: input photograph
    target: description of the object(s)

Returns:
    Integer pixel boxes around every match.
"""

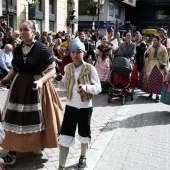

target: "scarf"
[97,44,112,60]
[153,43,160,58]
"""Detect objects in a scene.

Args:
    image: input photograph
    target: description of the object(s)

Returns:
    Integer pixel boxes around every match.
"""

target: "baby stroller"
[108,57,134,105]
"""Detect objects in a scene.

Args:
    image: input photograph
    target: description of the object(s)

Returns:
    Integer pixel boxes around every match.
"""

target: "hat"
[69,39,86,52]
[134,31,140,35]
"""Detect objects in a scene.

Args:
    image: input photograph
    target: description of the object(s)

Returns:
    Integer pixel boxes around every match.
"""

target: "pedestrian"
[115,32,138,90]
[0,20,64,165]
[0,44,13,79]
[0,32,4,48]
[157,28,170,48]
[106,27,119,58]
[57,34,72,75]
[55,38,101,170]
[2,27,15,49]
[134,31,147,72]
[79,31,95,64]
[13,30,22,45]
[95,35,112,84]
[114,31,123,58]
[138,36,169,101]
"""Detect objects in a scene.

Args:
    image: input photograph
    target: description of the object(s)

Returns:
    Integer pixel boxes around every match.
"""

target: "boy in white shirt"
[55,39,101,170]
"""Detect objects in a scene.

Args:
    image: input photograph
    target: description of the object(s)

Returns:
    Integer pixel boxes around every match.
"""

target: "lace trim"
[2,122,45,134]
[8,102,41,112]
[2,74,19,120]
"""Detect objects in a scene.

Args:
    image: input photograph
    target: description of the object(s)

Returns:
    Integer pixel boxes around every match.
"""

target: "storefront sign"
[78,21,114,29]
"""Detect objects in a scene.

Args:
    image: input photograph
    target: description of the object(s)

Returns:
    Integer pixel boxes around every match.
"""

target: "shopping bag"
[160,84,170,105]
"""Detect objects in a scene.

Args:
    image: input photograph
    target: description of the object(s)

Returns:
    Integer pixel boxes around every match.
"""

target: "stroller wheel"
[121,95,125,105]
[108,88,112,103]
[131,90,134,101]
[108,96,112,103]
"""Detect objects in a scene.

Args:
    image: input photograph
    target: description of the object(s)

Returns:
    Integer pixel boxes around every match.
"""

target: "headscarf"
[97,44,112,60]
[153,43,161,58]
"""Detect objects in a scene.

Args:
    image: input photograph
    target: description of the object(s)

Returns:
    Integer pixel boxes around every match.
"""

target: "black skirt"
[2,73,45,134]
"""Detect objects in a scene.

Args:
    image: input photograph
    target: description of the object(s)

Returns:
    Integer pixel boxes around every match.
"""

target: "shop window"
[155,7,170,19]
[36,0,42,11]
[49,21,54,32]
[2,0,12,5]
[115,6,120,18]
[109,1,114,17]
[120,8,125,20]
[49,0,54,13]
[79,0,90,15]
[35,19,42,33]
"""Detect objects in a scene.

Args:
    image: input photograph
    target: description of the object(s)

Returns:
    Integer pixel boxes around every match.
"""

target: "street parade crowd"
[0,16,170,170]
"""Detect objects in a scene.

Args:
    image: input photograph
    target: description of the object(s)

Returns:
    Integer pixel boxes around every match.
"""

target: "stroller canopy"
[111,57,132,77]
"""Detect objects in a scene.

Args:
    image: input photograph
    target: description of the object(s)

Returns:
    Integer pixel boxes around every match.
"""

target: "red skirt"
[113,64,138,88]
[60,55,73,75]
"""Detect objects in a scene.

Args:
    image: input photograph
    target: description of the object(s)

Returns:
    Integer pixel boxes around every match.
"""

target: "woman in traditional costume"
[95,35,112,85]
[0,20,64,165]
[138,36,169,101]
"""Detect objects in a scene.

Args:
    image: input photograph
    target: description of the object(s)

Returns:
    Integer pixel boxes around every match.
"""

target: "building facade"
[126,0,170,36]
[78,0,136,36]
[0,0,78,34]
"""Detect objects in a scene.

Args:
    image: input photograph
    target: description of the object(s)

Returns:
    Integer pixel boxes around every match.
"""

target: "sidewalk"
[0,88,125,170]
[87,91,170,170]
[1,89,170,170]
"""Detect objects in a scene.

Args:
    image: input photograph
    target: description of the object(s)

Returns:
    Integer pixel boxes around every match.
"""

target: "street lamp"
[86,0,105,37]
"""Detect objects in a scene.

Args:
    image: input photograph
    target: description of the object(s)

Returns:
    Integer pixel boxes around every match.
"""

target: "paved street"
[0,88,170,170]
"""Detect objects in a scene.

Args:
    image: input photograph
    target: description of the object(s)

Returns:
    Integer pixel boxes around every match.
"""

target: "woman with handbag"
[138,36,169,101]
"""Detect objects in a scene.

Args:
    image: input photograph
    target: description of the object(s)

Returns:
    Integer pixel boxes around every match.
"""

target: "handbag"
[160,83,170,105]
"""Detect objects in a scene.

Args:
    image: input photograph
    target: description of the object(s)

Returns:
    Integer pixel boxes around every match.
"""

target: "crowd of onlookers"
[0,15,170,102]
[0,17,170,170]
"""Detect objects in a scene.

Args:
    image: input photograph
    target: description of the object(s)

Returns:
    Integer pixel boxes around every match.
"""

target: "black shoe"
[148,94,153,98]
[58,166,65,170]
[155,96,160,102]
[78,156,87,169]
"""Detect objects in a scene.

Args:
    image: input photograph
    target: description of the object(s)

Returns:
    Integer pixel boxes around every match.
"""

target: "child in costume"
[55,39,101,170]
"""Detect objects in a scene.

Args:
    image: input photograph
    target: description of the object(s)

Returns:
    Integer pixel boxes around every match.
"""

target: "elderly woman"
[95,35,112,89]
[138,36,169,101]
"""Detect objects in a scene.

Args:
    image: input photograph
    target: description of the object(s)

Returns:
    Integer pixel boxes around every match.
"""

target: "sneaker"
[78,156,87,169]
[58,166,65,170]
[0,154,16,166]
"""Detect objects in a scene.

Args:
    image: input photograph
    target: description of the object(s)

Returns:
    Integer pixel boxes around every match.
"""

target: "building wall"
[78,0,126,36]
[0,0,78,34]
[126,0,170,36]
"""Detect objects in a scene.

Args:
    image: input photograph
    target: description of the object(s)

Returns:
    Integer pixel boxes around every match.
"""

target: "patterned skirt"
[1,73,64,152]
[95,58,110,82]
[138,65,163,94]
